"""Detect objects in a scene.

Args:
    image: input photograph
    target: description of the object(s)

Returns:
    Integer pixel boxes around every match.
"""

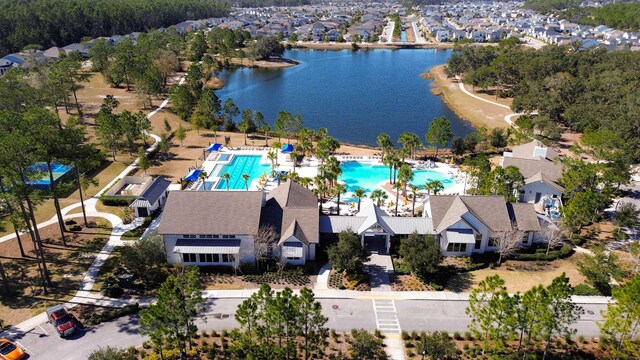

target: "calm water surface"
[215,49,473,146]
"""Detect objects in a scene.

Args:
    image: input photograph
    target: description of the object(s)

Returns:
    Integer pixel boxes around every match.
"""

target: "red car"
[46,305,77,337]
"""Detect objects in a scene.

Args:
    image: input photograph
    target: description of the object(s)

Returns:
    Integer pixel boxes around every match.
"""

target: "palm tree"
[242,173,250,190]
[371,189,387,207]
[409,184,420,217]
[398,164,413,196]
[333,183,347,215]
[376,133,393,162]
[267,149,277,176]
[299,177,312,189]
[383,152,397,184]
[223,172,231,191]
[393,182,402,216]
[353,188,366,212]
[198,171,208,191]
[425,180,445,195]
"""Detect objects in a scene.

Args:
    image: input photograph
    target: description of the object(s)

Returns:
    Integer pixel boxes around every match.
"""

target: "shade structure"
[184,169,203,182]
[173,239,240,254]
[445,229,476,244]
[206,143,222,152]
[281,144,294,153]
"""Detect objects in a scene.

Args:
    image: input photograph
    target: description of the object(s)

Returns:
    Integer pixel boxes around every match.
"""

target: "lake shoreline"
[289,42,456,50]
[429,64,512,130]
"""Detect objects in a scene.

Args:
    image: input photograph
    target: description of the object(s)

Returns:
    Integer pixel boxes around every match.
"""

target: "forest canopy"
[522,0,582,14]
[235,0,310,7]
[446,44,640,161]
[562,2,640,31]
[0,0,230,56]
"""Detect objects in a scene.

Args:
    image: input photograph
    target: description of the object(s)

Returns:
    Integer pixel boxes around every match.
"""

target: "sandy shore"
[429,64,512,129]
[227,57,299,69]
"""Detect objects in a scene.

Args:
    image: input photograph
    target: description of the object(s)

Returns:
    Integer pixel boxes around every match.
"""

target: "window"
[474,233,482,250]
[213,254,220,262]
[199,235,206,239]
[222,254,230,262]
[206,235,213,239]
[199,254,206,262]
[488,237,497,247]
[182,253,196,263]
[287,257,301,261]
[521,232,529,244]
[222,235,237,239]
[446,243,467,252]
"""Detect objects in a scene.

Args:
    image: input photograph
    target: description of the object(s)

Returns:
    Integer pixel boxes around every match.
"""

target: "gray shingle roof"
[262,181,319,244]
[430,195,513,233]
[319,216,365,233]
[158,191,263,235]
[507,203,541,232]
[502,157,563,183]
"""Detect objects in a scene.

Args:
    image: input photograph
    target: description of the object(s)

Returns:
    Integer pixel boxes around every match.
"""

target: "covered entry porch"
[361,232,391,254]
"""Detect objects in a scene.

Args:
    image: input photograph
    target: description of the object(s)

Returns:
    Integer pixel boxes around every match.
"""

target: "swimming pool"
[339,161,455,195]
[210,155,271,190]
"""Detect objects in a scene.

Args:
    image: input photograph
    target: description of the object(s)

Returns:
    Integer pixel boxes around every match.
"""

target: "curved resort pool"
[339,161,455,195]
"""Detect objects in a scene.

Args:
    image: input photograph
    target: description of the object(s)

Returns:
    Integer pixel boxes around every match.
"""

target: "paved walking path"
[0,76,183,339]
[314,263,332,290]
[365,253,394,291]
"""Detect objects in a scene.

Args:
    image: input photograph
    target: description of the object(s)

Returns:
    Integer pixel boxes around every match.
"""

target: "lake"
[214,48,474,146]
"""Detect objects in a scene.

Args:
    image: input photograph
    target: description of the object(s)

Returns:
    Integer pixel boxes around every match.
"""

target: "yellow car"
[0,339,25,360]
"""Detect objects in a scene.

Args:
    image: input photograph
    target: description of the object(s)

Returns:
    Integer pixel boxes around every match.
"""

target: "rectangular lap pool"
[211,155,271,190]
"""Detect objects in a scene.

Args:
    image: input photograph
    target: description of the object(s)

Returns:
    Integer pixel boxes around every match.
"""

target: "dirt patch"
[0,218,111,327]
[459,257,587,293]
[204,76,225,90]
[429,65,512,130]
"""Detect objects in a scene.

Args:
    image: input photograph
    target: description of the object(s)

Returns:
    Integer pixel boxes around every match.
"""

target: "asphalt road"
[15,298,606,359]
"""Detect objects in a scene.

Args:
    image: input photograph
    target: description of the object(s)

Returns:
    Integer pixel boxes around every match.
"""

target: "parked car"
[0,338,25,360]
[46,305,77,337]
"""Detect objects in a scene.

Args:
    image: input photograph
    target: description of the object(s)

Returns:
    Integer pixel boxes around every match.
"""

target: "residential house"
[261,181,319,265]
[158,181,320,267]
[502,140,564,205]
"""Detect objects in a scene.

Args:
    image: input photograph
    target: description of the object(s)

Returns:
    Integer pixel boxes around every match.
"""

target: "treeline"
[235,0,310,7]
[562,2,640,31]
[446,42,640,161]
[0,0,230,56]
[522,0,581,14]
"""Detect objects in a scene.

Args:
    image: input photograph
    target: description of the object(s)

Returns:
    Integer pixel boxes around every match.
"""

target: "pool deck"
[189,147,467,216]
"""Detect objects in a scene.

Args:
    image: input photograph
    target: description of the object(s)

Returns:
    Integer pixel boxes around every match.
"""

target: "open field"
[456,257,587,293]
[0,218,111,326]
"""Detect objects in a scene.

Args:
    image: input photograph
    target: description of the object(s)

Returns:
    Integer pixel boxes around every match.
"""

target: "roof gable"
[158,191,263,235]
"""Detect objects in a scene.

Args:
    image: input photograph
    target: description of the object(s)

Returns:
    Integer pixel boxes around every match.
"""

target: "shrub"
[453,331,462,340]
[401,330,410,340]
[83,303,140,325]
[221,329,228,338]
[513,244,574,261]
[406,349,413,357]
[463,342,470,350]
[69,224,82,232]
[411,330,419,340]
[374,329,383,339]
[464,331,473,340]
[99,195,137,206]
[573,284,603,296]
[64,219,77,226]
[100,281,123,298]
